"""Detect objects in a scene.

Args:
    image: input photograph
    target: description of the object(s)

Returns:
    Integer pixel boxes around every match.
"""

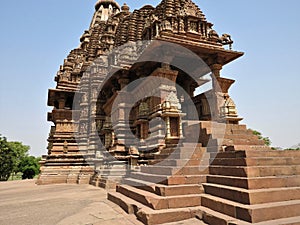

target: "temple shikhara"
[38,0,300,224]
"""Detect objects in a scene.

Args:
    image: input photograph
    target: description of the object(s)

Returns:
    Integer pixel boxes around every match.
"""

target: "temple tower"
[37,0,120,185]
[38,1,300,224]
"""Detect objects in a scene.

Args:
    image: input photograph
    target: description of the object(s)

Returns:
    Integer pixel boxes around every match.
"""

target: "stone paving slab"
[0,179,202,225]
[0,180,141,225]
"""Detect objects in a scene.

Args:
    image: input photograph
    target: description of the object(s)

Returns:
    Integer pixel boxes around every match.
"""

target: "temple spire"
[90,0,120,27]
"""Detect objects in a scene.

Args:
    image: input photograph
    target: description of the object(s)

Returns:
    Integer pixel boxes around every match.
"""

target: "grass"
[8,173,23,181]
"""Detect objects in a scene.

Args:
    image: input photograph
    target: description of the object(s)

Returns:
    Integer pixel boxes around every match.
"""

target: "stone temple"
[38,0,300,224]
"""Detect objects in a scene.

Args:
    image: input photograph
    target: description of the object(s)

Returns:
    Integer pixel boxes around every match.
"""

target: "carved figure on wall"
[82,93,88,103]
[179,18,185,32]
[81,108,88,117]
[190,21,198,32]
[91,121,97,132]
[63,140,68,154]
[92,88,98,99]
[162,20,172,31]
[80,123,87,133]
[173,19,178,32]
[92,104,97,114]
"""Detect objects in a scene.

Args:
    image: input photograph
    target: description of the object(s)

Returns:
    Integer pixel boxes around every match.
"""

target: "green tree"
[0,135,39,181]
[251,130,271,146]
[0,135,16,181]
[19,155,40,179]
[7,141,30,179]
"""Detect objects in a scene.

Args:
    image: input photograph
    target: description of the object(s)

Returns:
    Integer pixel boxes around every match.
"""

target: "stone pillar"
[88,65,104,161]
[179,116,183,138]
[165,116,171,138]
[110,90,135,154]
[103,116,113,148]
[211,64,222,78]
[210,64,224,120]
[77,70,91,159]
[216,77,243,124]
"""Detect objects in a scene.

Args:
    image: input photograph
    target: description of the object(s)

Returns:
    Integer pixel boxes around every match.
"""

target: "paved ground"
[0,180,202,225]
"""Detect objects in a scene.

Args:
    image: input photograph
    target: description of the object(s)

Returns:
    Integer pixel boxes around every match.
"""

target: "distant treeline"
[0,134,40,181]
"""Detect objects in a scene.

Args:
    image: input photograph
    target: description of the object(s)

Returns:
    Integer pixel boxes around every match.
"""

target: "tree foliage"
[251,129,272,146]
[7,141,30,175]
[0,135,16,181]
[0,134,40,181]
[286,147,300,151]
[19,156,40,179]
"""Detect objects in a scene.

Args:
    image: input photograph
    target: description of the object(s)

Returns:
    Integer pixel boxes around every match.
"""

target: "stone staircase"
[108,148,300,224]
[199,149,300,224]
[108,143,213,224]
[107,121,300,224]
[197,121,269,151]
[91,159,129,189]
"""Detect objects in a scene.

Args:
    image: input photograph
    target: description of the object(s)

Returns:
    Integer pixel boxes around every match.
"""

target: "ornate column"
[211,64,222,78]
[165,116,171,138]
[87,64,103,161]
[217,77,243,124]
[210,63,242,123]
[210,63,224,120]
[77,69,90,157]
[108,72,134,155]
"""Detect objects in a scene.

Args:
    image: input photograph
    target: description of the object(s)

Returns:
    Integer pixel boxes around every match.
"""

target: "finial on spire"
[121,3,130,12]
[92,0,121,23]
[95,0,120,11]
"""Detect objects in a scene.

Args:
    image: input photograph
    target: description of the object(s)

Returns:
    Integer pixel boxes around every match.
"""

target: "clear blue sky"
[0,0,299,156]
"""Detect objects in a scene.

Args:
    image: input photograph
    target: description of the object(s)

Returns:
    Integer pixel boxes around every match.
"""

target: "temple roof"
[53,0,243,92]
[154,0,206,20]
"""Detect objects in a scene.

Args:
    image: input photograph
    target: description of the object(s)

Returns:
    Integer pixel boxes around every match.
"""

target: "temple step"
[203,183,300,204]
[150,158,211,167]
[197,205,300,225]
[123,177,204,196]
[207,174,300,189]
[211,157,300,166]
[153,152,210,160]
[108,191,203,225]
[141,165,209,176]
[213,150,300,158]
[209,165,300,177]
[195,205,249,225]
[130,171,207,185]
[116,184,202,210]
[201,194,300,223]
[244,150,300,157]
[154,148,208,160]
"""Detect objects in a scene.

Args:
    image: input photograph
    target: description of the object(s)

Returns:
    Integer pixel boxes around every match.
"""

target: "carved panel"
[170,117,179,137]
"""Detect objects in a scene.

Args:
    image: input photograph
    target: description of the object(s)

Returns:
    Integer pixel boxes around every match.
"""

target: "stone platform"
[108,148,300,225]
